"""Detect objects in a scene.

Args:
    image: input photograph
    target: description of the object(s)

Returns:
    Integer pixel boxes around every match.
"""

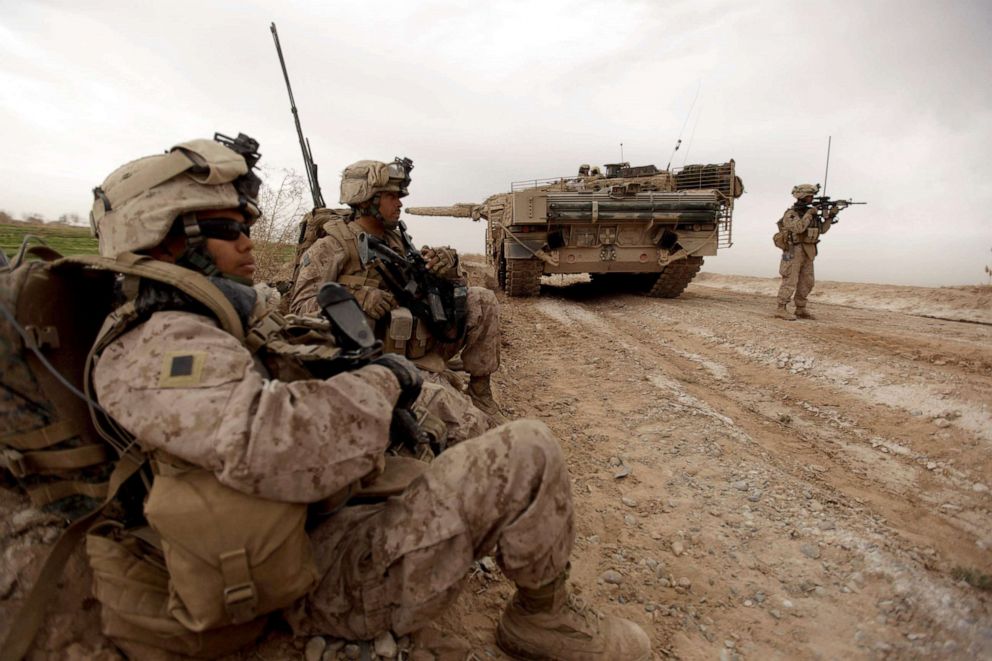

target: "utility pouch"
[143,468,317,632]
[86,523,267,658]
[772,229,789,251]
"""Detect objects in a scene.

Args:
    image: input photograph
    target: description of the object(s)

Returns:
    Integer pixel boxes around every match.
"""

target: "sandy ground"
[2,268,990,660]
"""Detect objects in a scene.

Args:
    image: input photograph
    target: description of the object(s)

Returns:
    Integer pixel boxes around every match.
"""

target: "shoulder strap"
[0,450,145,661]
[58,253,245,342]
[322,220,363,279]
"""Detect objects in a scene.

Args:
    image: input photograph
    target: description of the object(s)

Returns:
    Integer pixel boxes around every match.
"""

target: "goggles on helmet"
[388,157,414,196]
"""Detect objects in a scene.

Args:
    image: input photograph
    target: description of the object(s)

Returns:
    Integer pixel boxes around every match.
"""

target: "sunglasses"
[197,219,251,241]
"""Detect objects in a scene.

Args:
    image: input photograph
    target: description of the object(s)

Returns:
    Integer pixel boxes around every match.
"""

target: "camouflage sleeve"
[780,208,815,234]
[92,310,401,503]
[289,237,350,316]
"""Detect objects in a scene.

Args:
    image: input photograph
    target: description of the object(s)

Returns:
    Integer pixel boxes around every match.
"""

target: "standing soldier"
[290,158,507,421]
[775,183,839,320]
[71,135,651,660]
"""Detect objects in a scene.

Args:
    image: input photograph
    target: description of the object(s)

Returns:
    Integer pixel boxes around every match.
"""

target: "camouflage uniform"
[91,307,573,639]
[776,185,834,314]
[290,219,501,379]
[82,138,650,661]
[776,205,831,309]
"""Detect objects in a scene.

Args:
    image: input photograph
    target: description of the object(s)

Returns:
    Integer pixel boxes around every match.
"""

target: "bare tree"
[253,168,308,283]
[985,247,991,285]
[56,213,83,226]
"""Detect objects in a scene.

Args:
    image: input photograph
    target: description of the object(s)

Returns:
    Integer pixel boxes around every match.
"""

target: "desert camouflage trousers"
[289,420,574,640]
[437,286,500,378]
[777,245,816,308]
[417,378,491,446]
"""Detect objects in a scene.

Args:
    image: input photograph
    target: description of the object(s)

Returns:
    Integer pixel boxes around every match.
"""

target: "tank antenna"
[681,104,703,167]
[667,80,701,170]
[822,136,832,197]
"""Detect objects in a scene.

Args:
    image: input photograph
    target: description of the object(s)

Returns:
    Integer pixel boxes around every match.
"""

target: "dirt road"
[2,272,989,660]
[450,273,992,659]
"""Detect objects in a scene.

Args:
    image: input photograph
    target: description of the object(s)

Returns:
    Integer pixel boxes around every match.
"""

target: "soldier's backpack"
[0,246,316,660]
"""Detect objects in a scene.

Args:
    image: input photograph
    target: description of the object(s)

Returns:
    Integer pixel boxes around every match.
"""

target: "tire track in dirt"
[487,281,991,659]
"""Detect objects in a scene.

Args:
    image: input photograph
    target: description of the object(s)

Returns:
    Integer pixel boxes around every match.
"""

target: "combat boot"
[794,307,816,320]
[496,573,652,661]
[775,304,796,320]
[467,375,509,424]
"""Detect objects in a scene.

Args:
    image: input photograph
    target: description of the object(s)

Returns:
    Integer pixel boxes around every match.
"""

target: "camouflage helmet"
[339,157,413,206]
[90,134,262,258]
[791,183,820,200]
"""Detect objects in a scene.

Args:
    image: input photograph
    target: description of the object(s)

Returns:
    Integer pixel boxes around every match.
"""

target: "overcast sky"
[1,0,990,286]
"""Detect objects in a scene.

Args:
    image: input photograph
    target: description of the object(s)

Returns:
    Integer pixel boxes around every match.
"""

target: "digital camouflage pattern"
[92,305,574,643]
[91,139,259,258]
[290,219,501,378]
[790,183,820,200]
[339,160,409,205]
[776,204,832,309]
[287,420,574,640]
[92,309,401,502]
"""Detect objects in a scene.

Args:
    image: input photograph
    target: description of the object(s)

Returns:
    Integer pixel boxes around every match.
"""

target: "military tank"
[407,161,743,297]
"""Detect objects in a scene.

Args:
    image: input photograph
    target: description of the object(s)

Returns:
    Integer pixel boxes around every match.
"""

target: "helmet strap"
[175,212,221,277]
[369,193,386,224]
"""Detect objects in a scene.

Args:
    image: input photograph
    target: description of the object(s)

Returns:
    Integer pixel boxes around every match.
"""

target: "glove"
[827,204,840,219]
[373,353,423,409]
[353,286,396,320]
[421,245,459,277]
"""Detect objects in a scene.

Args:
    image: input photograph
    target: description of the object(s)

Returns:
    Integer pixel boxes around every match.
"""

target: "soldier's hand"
[372,353,423,409]
[353,286,396,320]
[827,204,841,218]
[421,245,459,277]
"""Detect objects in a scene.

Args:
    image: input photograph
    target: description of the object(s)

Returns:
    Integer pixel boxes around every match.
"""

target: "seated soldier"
[85,135,652,660]
[290,158,507,422]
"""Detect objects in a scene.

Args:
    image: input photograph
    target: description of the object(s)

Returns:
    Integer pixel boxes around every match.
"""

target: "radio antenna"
[667,80,700,170]
[822,136,832,197]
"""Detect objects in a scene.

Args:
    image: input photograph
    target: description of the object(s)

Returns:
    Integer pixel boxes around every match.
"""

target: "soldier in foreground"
[84,136,651,660]
[774,183,839,320]
[289,159,507,422]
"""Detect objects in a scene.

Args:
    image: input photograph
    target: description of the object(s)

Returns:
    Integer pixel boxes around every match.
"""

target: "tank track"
[647,256,704,298]
[505,258,543,297]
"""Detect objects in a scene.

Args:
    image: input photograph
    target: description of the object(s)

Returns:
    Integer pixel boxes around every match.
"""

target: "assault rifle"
[316,282,437,455]
[810,196,866,223]
[357,221,468,343]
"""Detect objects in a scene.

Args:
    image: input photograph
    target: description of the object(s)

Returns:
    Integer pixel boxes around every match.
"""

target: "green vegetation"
[951,566,992,592]
[0,222,98,259]
[1,221,295,282]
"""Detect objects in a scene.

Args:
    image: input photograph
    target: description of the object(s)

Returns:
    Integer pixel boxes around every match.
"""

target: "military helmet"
[91,134,262,258]
[791,183,820,200]
[339,157,413,206]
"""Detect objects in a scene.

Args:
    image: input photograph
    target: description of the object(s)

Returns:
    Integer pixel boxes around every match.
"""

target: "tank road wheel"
[648,256,704,298]
[506,258,542,297]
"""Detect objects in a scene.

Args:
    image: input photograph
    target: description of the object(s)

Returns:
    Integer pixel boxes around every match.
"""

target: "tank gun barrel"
[406,203,479,219]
